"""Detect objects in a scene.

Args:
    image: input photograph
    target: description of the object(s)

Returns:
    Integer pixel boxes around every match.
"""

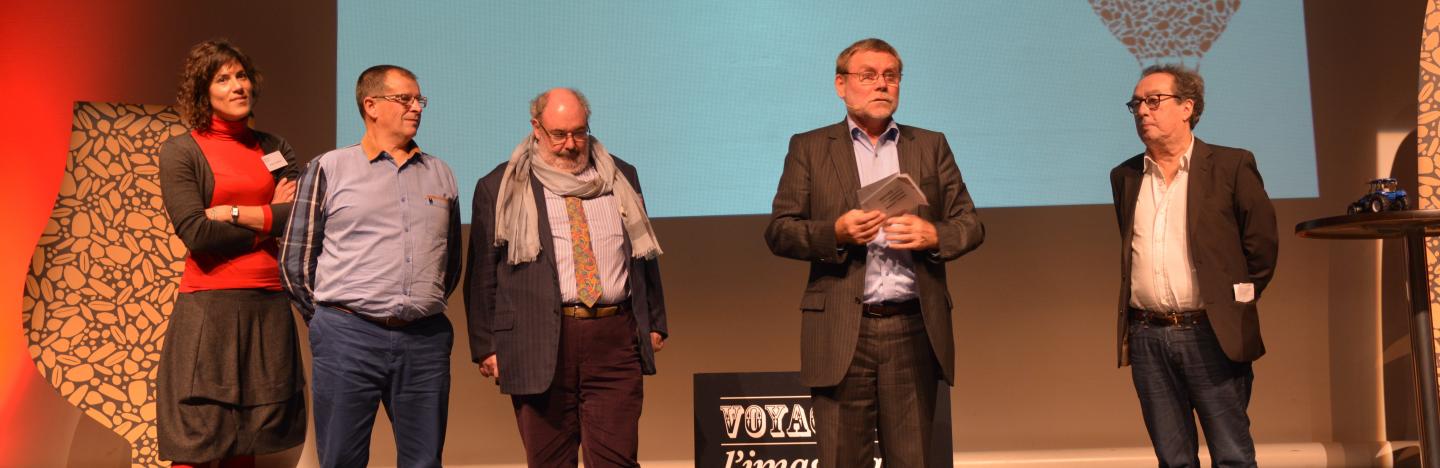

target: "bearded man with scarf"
[465,87,669,468]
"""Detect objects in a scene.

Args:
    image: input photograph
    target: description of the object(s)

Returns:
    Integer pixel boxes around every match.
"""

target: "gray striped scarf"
[494,135,662,264]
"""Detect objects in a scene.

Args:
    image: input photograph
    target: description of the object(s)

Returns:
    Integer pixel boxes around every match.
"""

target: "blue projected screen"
[338,1,1316,218]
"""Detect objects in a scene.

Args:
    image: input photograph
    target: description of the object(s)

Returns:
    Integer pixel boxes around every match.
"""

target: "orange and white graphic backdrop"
[1424,0,1440,389]
[22,103,188,466]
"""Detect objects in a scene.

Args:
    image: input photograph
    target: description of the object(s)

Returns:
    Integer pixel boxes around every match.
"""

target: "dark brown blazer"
[765,121,984,388]
[1109,138,1279,367]
[465,156,668,396]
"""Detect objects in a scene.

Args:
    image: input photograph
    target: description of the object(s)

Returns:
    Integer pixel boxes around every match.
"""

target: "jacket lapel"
[1121,158,1143,265]
[1186,138,1212,254]
[825,121,862,208]
[529,172,557,268]
[896,125,924,190]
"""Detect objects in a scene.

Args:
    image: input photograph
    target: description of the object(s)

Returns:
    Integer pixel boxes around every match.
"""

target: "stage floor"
[433,442,1413,468]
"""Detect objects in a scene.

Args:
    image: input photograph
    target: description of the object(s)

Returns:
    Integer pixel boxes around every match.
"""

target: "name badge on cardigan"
[261,151,287,172]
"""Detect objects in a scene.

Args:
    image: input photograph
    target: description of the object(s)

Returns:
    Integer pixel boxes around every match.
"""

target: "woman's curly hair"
[175,39,262,130]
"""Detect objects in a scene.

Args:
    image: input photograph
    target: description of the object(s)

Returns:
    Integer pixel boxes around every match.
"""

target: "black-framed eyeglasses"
[538,123,589,144]
[842,71,902,85]
[374,93,429,109]
[1125,94,1180,114]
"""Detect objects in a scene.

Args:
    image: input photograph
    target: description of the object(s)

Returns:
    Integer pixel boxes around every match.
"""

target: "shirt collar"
[845,116,899,144]
[1143,136,1194,173]
[360,133,424,163]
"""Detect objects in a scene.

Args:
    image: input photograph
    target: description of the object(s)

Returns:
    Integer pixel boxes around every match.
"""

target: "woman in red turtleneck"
[155,39,305,468]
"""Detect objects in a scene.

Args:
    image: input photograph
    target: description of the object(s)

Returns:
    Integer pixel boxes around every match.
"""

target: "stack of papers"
[858,173,929,217]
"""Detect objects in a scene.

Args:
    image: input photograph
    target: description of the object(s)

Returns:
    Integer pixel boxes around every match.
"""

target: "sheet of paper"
[857,172,896,203]
[1233,283,1255,303]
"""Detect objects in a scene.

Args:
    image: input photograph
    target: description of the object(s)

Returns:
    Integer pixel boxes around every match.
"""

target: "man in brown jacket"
[765,38,983,468]
[1110,64,1278,467]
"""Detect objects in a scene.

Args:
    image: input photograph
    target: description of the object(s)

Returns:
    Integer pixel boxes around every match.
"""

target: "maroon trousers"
[513,312,644,467]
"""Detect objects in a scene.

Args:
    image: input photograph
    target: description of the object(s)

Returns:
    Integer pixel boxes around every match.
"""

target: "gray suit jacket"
[765,121,984,387]
[1109,138,1279,367]
[465,156,668,395]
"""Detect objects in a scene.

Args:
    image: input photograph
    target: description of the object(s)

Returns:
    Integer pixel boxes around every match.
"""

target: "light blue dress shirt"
[846,117,919,304]
[281,142,462,321]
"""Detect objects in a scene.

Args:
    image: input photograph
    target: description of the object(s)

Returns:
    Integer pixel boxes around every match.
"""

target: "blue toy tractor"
[1347,178,1409,214]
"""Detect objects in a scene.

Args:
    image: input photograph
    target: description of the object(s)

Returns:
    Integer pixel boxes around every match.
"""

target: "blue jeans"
[309,305,453,468]
[1129,318,1256,468]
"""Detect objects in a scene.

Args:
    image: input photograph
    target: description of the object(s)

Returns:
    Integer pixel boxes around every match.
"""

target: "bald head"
[529,87,591,122]
[530,88,593,166]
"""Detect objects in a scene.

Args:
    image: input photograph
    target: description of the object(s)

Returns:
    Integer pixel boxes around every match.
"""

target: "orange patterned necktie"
[565,196,603,307]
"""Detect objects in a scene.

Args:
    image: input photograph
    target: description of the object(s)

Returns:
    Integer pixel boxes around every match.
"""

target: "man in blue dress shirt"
[281,64,462,468]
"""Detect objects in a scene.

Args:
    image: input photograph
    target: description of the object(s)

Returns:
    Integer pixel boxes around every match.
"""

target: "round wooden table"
[1297,210,1440,467]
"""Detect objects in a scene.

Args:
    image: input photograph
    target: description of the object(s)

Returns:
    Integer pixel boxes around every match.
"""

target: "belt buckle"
[1133,309,1182,329]
[1163,312,1193,329]
[564,305,606,319]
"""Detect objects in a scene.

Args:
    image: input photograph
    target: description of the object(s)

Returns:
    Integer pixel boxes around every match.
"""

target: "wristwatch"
[230,206,240,224]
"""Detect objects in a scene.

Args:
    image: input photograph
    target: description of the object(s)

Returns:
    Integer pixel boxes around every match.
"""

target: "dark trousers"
[1129,318,1256,468]
[512,312,644,468]
[309,305,453,468]
[813,313,940,468]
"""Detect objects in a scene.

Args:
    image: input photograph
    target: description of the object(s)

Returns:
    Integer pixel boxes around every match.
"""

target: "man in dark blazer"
[765,38,984,468]
[466,88,668,467]
[1110,64,1278,467]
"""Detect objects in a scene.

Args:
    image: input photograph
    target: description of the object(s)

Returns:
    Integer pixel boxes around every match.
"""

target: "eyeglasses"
[374,94,429,109]
[1125,94,1180,114]
[842,71,902,86]
[538,123,589,144]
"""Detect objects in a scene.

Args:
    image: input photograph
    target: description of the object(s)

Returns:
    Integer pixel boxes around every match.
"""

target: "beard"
[554,146,580,158]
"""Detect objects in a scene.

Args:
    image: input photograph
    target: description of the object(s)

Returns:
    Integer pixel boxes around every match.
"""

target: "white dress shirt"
[1129,138,1203,312]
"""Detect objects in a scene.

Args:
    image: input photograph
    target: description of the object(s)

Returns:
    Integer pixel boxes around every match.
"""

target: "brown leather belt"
[561,301,630,319]
[323,303,419,329]
[1128,307,1208,327]
[862,299,921,318]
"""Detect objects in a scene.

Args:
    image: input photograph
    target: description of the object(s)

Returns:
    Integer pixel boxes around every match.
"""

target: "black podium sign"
[693,372,951,467]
